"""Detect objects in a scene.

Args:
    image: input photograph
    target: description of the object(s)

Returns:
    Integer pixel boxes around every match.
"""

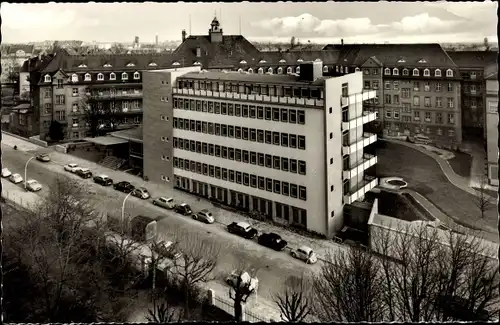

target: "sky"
[1,1,497,44]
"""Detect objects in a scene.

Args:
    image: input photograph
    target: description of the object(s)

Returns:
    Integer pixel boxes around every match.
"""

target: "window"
[424,97,431,107]
[71,74,78,82]
[272,107,280,121]
[436,82,442,92]
[372,81,379,89]
[424,82,430,92]
[448,129,455,137]
[121,72,128,80]
[364,81,370,89]
[413,111,420,121]
[323,65,329,73]
[273,156,280,169]
[435,69,442,77]
[423,69,430,77]
[57,79,63,88]
[110,72,116,80]
[413,69,419,76]
[298,161,306,175]
[258,67,264,74]
[248,68,253,73]
[447,113,454,124]
[289,109,297,123]
[363,69,370,75]
[298,136,306,150]
[413,82,420,91]
[72,103,79,112]
[386,109,392,119]
[57,110,66,120]
[447,83,453,92]
[402,68,409,76]
[273,180,281,194]
[84,73,91,81]
[447,98,454,108]
[277,67,283,74]
[72,118,79,127]
[413,96,420,106]
[393,81,399,90]
[385,81,391,90]
[393,110,400,119]
[250,175,257,187]
[266,178,273,192]
[402,88,410,98]
[436,112,443,124]
[44,75,51,83]
[133,72,140,80]
[384,68,391,75]
[96,73,104,81]
[393,68,399,75]
[446,69,454,77]
[296,66,300,74]
[298,110,305,124]
[372,68,378,75]
[273,132,280,145]
[56,95,65,105]
[258,177,265,190]
[402,103,411,113]
[393,95,400,104]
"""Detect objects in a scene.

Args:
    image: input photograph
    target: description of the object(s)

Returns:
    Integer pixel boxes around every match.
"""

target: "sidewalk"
[461,140,498,191]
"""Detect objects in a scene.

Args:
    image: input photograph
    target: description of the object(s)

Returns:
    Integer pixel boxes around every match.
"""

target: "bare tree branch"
[272,274,314,322]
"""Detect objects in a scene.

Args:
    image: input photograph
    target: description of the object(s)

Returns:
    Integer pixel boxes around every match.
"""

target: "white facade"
[485,76,498,185]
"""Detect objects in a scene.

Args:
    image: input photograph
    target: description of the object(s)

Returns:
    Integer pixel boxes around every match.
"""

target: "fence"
[2,130,48,147]
[205,288,272,322]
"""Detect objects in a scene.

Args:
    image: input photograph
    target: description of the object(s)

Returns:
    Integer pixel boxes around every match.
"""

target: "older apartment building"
[142,63,378,238]
[484,63,498,186]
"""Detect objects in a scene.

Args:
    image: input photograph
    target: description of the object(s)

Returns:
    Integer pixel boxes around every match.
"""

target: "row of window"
[364,67,454,77]
[172,158,308,201]
[384,95,455,108]
[44,72,142,84]
[365,80,455,92]
[173,98,306,124]
[172,118,307,150]
[172,137,307,175]
[385,123,456,137]
[234,64,353,75]
[386,110,455,124]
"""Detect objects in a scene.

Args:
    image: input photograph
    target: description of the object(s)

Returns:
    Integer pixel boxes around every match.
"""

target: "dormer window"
[340,66,344,73]
[133,71,140,80]
[78,63,87,68]
[287,67,293,74]
[237,68,243,73]
[84,73,91,81]
[402,69,409,76]
[435,69,442,77]
[259,59,267,64]
[297,58,303,63]
[397,58,406,63]
[239,60,247,64]
[277,67,283,74]
[148,62,157,67]
[193,61,201,66]
[71,74,78,82]
[345,67,349,73]
[258,67,264,74]
[423,69,430,77]
[103,63,112,68]
[323,66,329,73]
[110,72,116,80]
[126,62,135,67]
[279,59,286,63]
[172,62,180,67]
[97,73,104,81]
[315,58,322,62]
[393,68,399,75]
[122,72,128,80]
[44,75,51,83]
[248,68,253,73]
[267,67,273,74]
[296,66,300,74]
[418,58,427,64]
[446,69,453,77]
[412,68,419,76]
[355,67,360,72]
[384,68,391,75]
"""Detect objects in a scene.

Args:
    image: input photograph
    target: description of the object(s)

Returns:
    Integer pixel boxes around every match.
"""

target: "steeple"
[209,15,223,43]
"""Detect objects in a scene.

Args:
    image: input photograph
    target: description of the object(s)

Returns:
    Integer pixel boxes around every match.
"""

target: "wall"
[485,78,498,185]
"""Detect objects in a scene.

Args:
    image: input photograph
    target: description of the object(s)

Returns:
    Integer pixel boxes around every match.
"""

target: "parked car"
[2,168,12,178]
[258,233,288,251]
[155,240,182,260]
[64,163,81,173]
[132,187,150,199]
[25,179,42,191]
[36,154,51,162]
[152,197,175,209]
[227,221,258,239]
[226,270,259,293]
[113,181,135,193]
[291,246,318,264]
[76,168,92,179]
[174,203,193,216]
[192,209,215,224]
[9,173,23,184]
[93,174,113,186]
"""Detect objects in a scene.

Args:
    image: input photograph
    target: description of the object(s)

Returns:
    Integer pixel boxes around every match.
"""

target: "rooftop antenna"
[219,8,221,22]
[239,15,241,34]
[189,14,192,35]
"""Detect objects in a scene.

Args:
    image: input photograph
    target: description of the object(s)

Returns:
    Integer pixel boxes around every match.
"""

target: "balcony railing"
[486,89,498,96]
[117,107,143,114]
[93,92,143,99]
[343,154,377,180]
[341,90,377,108]
[343,176,379,205]
[342,111,377,131]
[342,132,377,155]
[129,150,143,158]
[172,88,324,107]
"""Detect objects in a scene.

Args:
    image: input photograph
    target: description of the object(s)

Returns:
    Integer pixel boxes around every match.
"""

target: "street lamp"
[121,181,146,233]
[24,156,35,190]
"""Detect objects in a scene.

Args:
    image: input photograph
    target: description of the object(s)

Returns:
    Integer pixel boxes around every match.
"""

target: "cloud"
[251,13,321,36]
[425,1,497,21]
[314,18,381,36]
[391,13,459,34]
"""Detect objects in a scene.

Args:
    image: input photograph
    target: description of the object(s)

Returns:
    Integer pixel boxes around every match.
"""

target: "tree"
[5,56,20,84]
[170,231,220,319]
[110,43,127,54]
[312,246,386,322]
[273,274,313,322]
[227,254,261,321]
[472,176,494,219]
[80,92,120,137]
[290,36,296,49]
[48,120,65,141]
[484,37,490,50]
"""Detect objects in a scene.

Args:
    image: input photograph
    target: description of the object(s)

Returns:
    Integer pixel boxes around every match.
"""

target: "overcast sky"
[2,1,497,44]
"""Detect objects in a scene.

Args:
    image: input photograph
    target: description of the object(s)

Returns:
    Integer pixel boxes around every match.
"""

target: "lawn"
[376,141,497,225]
[374,190,426,222]
[447,151,473,178]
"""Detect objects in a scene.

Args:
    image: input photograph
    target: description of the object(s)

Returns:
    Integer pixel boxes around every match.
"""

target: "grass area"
[376,141,497,225]
[447,151,473,178]
[472,187,498,198]
[374,190,426,222]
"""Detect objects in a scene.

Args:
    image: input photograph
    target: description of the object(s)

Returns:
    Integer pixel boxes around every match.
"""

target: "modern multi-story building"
[484,63,498,186]
[142,62,378,238]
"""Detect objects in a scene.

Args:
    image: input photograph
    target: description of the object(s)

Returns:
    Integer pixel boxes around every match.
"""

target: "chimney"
[196,46,201,58]
[341,39,344,46]
[182,30,187,42]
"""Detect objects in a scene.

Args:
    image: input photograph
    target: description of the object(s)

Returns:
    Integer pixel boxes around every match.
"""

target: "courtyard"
[376,141,496,229]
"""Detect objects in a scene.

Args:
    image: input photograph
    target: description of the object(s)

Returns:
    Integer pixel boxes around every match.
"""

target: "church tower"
[209,15,223,43]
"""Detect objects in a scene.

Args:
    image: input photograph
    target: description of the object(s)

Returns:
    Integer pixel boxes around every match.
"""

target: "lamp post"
[121,181,146,233]
[24,156,35,190]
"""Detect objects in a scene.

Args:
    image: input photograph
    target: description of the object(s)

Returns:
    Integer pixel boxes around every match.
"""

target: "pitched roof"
[324,43,457,68]
[257,50,340,66]
[5,44,34,55]
[446,51,497,68]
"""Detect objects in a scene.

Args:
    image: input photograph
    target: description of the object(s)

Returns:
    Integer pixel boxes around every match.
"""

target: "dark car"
[258,233,288,251]
[114,181,135,193]
[36,153,51,162]
[76,168,92,179]
[227,221,258,239]
[174,203,193,216]
[93,174,113,186]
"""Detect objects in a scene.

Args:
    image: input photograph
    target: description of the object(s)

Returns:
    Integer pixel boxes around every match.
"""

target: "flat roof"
[83,136,128,146]
[179,70,326,86]
[110,126,143,143]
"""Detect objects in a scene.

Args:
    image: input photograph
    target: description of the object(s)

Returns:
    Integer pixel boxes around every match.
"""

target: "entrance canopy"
[83,136,128,146]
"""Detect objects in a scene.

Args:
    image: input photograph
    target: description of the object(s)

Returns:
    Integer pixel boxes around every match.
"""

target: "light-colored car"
[152,197,175,209]
[226,270,259,293]
[291,245,318,264]
[64,163,81,173]
[132,187,150,199]
[1,168,12,178]
[36,154,51,162]
[26,179,42,191]
[193,209,215,224]
[9,173,23,184]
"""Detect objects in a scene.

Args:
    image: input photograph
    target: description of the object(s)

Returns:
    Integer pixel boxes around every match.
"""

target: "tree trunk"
[234,298,243,322]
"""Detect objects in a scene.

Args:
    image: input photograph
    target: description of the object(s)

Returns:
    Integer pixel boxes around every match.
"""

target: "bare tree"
[170,231,220,319]
[312,246,386,322]
[273,274,314,322]
[146,301,181,323]
[80,92,120,137]
[227,254,261,321]
[472,176,494,219]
